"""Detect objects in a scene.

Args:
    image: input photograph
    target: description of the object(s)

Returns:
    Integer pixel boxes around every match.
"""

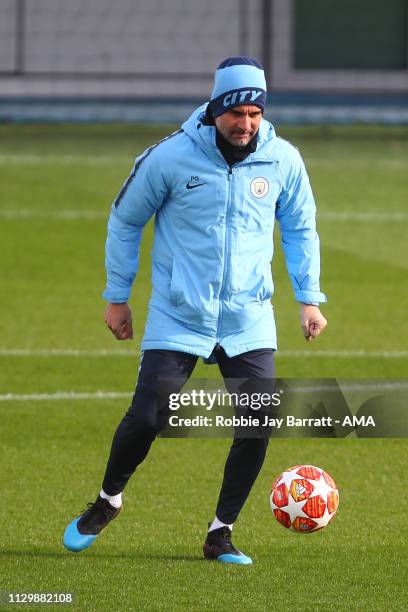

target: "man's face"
[215,105,262,147]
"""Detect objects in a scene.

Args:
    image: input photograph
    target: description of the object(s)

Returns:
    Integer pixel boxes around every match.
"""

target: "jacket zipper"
[212,154,279,350]
[216,167,233,344]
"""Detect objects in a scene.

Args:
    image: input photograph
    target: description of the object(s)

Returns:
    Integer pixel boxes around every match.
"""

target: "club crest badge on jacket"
[250,177,269,198]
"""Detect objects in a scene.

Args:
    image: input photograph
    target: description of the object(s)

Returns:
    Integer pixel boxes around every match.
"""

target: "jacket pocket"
[231,258,273,303]
[169,258,184,306]
[258,258,273,302]
[168,257,217,327]
[250,258,273,302]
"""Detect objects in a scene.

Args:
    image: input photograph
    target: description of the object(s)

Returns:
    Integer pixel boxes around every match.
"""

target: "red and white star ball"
[270,465,339,533]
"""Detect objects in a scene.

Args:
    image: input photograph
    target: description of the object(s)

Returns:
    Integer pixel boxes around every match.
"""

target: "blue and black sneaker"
[203,525,252,565]
[63,495,121,552]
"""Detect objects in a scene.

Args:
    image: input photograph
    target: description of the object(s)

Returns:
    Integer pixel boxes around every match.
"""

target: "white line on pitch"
[1,209,408,222]
[0,348,407,358]
[0,154,406,168]
[286,382,408,393]
[280,350,408,358]
[0,209,106,219]
[0,348,137,357]
[0,391,132,402]
[1,382,407,403]
[318,211,408,222]
[0,154,132,165]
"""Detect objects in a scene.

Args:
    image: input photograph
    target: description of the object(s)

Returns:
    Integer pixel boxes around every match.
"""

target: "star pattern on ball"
[270,465,339,532]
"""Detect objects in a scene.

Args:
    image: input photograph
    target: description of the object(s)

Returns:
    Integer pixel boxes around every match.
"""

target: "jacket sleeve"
[102,149,169,303]
[275,148,327,304]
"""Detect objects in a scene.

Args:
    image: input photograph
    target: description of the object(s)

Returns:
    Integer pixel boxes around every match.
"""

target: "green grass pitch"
[0,123,407,610]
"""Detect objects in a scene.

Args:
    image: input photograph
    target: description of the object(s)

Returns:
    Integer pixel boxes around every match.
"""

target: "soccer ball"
[270,464,339,533]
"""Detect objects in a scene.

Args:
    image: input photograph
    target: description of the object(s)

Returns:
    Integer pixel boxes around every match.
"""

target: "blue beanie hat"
[209,56,267,118]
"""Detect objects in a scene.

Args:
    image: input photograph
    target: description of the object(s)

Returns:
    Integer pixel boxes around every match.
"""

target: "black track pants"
[102,347,275,524]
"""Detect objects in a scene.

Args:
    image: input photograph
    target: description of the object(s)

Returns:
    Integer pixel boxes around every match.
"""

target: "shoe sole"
[217,552,253,565]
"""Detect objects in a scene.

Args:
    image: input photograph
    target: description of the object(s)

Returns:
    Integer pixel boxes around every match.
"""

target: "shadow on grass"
[1,548,203,562]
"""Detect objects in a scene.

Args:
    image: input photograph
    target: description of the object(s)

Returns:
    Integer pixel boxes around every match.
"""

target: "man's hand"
[104,303,133,340]
[300,304,327,342]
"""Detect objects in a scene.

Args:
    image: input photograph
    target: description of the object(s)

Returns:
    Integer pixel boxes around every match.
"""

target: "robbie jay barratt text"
[167,415,376,428]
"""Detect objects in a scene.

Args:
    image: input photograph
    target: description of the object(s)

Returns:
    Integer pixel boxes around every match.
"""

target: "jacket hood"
[181,103,278,163]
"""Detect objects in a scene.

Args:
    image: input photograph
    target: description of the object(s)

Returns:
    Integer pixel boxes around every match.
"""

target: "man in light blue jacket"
[64,57,327,564]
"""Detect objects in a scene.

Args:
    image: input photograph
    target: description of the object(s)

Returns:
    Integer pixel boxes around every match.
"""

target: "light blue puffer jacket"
[103,104,327,358]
